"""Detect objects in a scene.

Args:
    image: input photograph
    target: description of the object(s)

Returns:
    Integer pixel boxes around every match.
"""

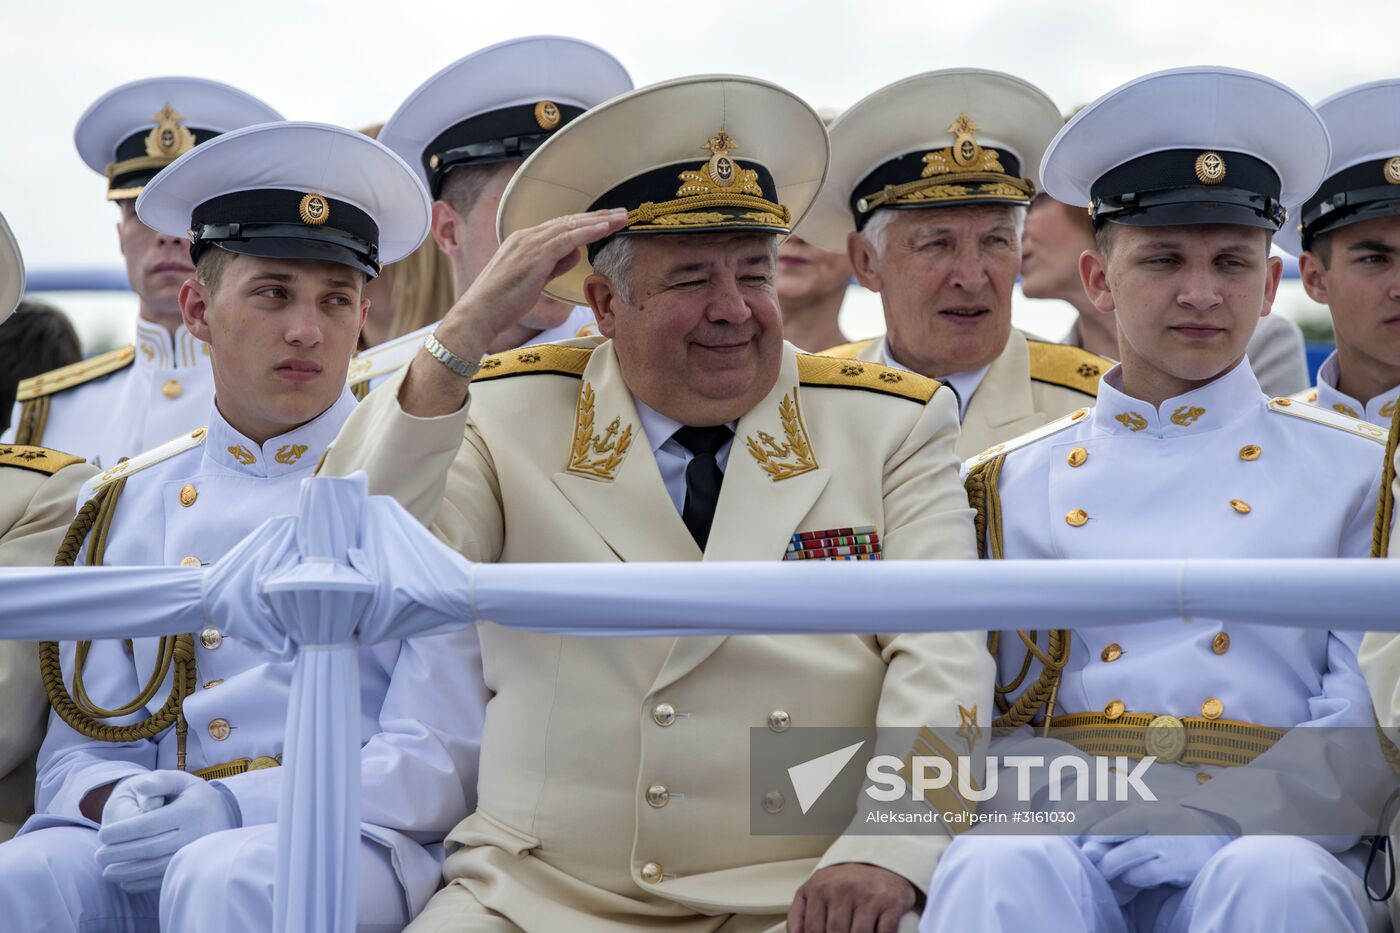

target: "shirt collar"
[632,395,736,455]
[206,387,357,477]
[1093,358,1263,439]
[881,339,989,421]
[135,317,211,370]
[1314,350,1400,427]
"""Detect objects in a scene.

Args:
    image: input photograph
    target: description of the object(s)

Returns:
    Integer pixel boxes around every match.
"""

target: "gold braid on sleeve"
[39,476,197,771]
[13,397,50,446]
[1372,405,1400,559]
[965,455,1072,732]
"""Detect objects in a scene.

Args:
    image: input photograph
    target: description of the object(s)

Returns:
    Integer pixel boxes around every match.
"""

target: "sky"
[4,0,1395,274]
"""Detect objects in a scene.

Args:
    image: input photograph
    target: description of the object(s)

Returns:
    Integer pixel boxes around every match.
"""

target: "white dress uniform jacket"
[3,318,216,469]
[1294,349,1400,428]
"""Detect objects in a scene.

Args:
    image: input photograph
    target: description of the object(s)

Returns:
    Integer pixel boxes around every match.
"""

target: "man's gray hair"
[860,203,1027,255]
[589,233,781,304]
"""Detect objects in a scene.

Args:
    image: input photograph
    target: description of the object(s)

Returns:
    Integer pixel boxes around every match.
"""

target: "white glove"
[95,770,242,893]
[1082,804,1234,898]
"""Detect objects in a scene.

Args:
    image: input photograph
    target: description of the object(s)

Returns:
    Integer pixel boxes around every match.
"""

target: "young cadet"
[0,210,99,840]
[0,123,486,933]
[922,67,1392,933]
[1279,80,1400,427]
[3,78,282,467]
[345,35,632,395]
[800,70,1113,459]
[325,75,991,933]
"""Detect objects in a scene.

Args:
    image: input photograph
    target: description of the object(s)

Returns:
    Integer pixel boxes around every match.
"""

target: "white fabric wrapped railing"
[1,473,1399,933]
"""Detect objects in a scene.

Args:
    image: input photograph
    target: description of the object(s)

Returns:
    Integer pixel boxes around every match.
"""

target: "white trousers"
[920,835,1389,933]
[0,823,411,932]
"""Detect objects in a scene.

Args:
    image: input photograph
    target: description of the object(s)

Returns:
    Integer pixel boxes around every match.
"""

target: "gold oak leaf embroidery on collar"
[566,382,634,480]
[745,392,818,481]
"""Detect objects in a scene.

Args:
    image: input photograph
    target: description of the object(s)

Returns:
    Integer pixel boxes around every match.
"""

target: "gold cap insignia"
[299,193,330,226]
[534,100,562,131]
[145,104,196,160]
[622,131,791,232]
[1194,151,1226,185]
[1385,157,1400,185]
[674,133,764,198]
[921,114,1006,178]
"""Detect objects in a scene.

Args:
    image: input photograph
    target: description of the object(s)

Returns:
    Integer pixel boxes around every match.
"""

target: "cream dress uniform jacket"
[821,329,1108,460]
[3,318,216,469]
[3,390,487,931]
[928,360,1392,932]
[0,447,96,840]
[322,336,993,932]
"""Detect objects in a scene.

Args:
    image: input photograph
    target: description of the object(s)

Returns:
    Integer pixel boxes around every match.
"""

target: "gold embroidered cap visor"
[1277,79,1400,257]
[136,122,432,278]
[797,69,1061,253]
[497,74,829,306]
[73,76,282,201]
[1041,66,1329,234]
[0,210,23,323]
[377,35,632,198]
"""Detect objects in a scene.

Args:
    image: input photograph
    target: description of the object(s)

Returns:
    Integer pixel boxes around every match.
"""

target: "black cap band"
[189,188,380,277]
[107,126,221,199]
[1299,158,1400,249]
[424,102,584,198]
[1089,149,1285,230]
[849,149,1029,231]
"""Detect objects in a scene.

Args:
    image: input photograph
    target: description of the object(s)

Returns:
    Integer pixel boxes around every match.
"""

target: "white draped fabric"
[0,472,1398,931]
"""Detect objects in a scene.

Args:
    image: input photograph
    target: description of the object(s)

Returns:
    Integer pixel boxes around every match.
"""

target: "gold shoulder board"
[797,353,940,404]
[472,344,593,383]
[92,426,209,491]
[17,346,137,401]
[0,445,85,476]
[964,406,1092,472]
[345,329,426,388]
[813,338,877,360]
[1267,397,1389,443]
[1026,340,1111,398]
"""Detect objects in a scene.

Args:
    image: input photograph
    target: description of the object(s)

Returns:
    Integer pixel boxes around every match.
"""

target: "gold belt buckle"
[248,755,281,771]
[1144,714,1186,763]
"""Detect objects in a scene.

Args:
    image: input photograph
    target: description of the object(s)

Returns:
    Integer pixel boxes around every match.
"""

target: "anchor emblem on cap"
[1194,152,1226,185]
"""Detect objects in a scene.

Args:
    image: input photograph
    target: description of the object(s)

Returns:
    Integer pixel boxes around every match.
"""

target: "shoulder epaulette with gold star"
[0,445,85,476]
[1267,396,1388,443]
[814,338,876,360]
[1026,340,1110,397]
[92,426,208,491]
[16,346,136,401]
[472,344,593,383]
[796,354,940,403]
[964,406,1093,472]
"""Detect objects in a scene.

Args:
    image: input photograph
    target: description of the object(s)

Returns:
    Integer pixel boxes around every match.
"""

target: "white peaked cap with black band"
[378,35,633,199]
[136,122,431,279]
[799,68,1062,253]
[74,76,282,201]
[498,74,829,306]
[1042,66,1330,234]
[0,211,23,323]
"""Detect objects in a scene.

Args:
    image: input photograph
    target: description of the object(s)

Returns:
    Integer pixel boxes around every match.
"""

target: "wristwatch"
[423,332,480,379]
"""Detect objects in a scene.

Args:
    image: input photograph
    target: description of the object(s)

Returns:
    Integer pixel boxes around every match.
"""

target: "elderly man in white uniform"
[346,35,632,394]
[0,122,486,933]
[3,77,282,468]
[923,67,1393,933]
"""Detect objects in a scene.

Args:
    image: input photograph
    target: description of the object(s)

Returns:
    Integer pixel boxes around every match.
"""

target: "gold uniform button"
[652,703,676,727]
[1229,499,1251,514]
[179,484,197,507]
[767,709,791,732]
[179,555,202,568]
[1201,697,1224,720]
[640,862,663,884]
[1101,643,1123,663]
[763,790,786,814]
[202,678,223,690]
[200,628,222,650]
[1274,397,1292,407]
[1071,408,1088,420]
[1196,772,1213,784]
[1066,509,1089,527]
[1212,632,1230,655]
[1104,700,1125,720]
[1067,447,1088,468]
[208,718,231,741]
[645,785,669,808]
[1239,445,1261,461]
[162,379,182,399]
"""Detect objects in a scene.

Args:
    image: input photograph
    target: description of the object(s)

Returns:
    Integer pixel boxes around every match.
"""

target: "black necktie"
[671,424,733,550]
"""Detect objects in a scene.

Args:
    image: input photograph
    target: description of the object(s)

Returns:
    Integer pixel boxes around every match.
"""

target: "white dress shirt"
[881,342,989,422]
